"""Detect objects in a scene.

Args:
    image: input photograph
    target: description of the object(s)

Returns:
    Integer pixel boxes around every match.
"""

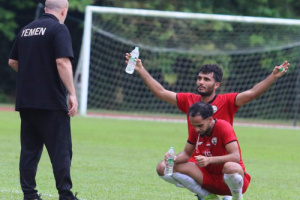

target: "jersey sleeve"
[177,93,189,113]
[53,24,74,60]
[219,120,237,144]
[187,129,198,145]
[225,93,239,115]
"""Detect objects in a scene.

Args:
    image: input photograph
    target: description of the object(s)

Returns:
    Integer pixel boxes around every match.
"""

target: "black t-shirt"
[9,13,74,111]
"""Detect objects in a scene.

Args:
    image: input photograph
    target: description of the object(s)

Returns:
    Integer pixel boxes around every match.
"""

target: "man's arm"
[125,53,177,105]
[56,57,78,117]
[195,141,240,167]
[173,142,195,164]
[235,61,290,107]
[8,59,18,72]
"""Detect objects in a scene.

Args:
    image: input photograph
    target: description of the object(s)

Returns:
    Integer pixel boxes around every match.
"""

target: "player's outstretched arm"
[235,61,290,107]
[125,53,177,105]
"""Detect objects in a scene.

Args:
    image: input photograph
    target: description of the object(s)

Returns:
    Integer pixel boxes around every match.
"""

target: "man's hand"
[164,153,177,164]
[273,61,290,78]
[195,155,210,167]
[125,53,143,71]
[68,94,78,117]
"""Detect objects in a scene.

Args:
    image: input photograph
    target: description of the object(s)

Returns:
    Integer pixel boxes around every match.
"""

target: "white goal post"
[75,6,300,125]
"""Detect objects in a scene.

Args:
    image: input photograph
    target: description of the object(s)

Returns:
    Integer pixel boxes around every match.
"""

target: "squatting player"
[157,102,250,200]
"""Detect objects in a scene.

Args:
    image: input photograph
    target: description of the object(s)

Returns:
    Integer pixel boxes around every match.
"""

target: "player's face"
[196,72,218,96]
[189,115,213,136]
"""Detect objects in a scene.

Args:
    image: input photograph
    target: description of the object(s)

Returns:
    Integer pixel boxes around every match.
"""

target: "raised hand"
[273,61,290,78]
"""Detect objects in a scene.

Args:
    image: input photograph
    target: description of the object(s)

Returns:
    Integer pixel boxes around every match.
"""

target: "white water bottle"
[165,147,175,175]
[125,47,139,74]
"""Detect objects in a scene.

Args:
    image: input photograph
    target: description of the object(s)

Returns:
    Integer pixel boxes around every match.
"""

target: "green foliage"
[0,0,94,41]
[249,34,265,47]
[69,0,94,12]
[0,8,18,41]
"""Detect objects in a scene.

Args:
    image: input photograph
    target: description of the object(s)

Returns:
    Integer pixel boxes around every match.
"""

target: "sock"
[171,172,210,198]
[224,173,243,200]
[159,174,184,188]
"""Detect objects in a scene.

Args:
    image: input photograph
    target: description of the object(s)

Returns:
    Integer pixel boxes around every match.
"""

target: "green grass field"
[0,111,299,200]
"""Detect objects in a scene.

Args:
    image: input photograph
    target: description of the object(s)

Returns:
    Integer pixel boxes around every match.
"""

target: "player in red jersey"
[156,102,250,200]
[125,54,289,199]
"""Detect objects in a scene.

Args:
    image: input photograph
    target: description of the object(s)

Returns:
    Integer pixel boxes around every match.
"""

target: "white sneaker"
[223,196,232,200]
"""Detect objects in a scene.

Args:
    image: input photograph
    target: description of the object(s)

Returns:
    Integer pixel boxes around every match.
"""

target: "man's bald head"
[45,0,68,11]
[44,0,69,23]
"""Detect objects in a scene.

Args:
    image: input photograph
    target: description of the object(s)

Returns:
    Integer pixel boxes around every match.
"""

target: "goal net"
[75,6,300,126]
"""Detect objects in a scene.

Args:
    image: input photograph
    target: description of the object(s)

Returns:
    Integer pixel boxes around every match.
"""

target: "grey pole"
[34,3,44,20]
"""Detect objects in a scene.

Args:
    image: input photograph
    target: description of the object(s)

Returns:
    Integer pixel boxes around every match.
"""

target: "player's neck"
[200,93,217,104]
[208,119,216,136]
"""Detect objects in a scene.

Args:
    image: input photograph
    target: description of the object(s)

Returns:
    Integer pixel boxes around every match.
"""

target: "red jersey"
[177,93,239,136]
[188,119,246,175]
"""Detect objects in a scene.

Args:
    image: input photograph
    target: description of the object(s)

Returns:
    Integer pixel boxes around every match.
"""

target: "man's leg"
[157,160,217,199]
[157,161,184,187]
[38,110,75,200]
[19,110,43,200]
[223,162,244,200]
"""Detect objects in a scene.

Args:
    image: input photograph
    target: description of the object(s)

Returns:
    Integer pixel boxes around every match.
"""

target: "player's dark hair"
[188,102,213,119]
[199,64,223,83]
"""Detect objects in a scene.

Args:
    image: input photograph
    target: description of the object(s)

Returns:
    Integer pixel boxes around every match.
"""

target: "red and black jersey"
[188,119,246,175]
[177,92,239,136]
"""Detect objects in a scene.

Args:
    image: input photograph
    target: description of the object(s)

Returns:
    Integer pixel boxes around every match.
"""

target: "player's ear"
[62,8,67,16]
[214,82,220,89]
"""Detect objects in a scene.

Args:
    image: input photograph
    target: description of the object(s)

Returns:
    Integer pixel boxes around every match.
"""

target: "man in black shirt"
[8,0,79,199]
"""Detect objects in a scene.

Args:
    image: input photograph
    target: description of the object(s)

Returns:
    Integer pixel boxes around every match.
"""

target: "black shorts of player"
[19,108,74,199]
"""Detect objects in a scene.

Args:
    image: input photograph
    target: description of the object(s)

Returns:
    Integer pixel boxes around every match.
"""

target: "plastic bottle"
[165,147,175,175]
[125,47,139,74]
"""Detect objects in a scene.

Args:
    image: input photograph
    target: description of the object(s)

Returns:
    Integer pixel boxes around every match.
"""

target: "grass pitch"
[0,111,299,200]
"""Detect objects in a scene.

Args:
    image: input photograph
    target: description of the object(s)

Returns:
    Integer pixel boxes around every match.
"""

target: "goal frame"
[78,6,300,127]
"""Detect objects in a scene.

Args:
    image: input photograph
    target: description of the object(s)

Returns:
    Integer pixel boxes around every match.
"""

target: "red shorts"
[189,159,251,195]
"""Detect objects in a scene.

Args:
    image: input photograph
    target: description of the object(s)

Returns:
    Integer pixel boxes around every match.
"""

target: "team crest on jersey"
[211,137,217,145]
[211,105,217,113]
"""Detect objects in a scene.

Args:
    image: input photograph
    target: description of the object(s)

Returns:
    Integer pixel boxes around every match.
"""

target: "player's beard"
[199,125,212,137]
[197,84,215,96]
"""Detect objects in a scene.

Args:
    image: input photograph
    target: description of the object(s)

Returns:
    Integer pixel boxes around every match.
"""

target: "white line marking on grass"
[0,189,55,197]
[0,189,86,200]
[87,113,300,130]
[0,106,298,129]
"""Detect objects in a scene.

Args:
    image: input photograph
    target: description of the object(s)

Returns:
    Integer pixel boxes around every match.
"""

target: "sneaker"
[196,194,204,200]
[204,194,220,200]
[25,193,42,200]
[73,192,80,200]
[223,196,232,200]
[231,196,243,200]
[196,194,220,200]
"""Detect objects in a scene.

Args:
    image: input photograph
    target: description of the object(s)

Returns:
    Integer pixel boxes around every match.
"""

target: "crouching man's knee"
[156,161,165,176]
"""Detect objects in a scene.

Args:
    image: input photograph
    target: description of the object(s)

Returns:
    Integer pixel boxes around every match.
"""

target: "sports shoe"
[25,193,43,200]
[204,194,220,200]
[196,194,204,200]
[223,196,232,200]
[73,192,80,200]
[196,194,220,200]
[231,197,243,200]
